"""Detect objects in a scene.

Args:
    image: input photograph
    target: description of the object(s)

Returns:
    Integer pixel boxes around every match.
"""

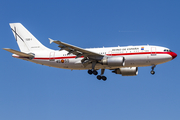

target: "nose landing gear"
[151,70,155,75]
[150,65,156,75]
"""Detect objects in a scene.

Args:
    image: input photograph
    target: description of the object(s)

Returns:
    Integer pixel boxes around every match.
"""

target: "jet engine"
[112,67,138,76]
[101,56,125,66]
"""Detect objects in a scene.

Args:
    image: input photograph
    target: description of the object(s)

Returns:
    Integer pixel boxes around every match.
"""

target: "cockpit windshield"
[164,49,172,52]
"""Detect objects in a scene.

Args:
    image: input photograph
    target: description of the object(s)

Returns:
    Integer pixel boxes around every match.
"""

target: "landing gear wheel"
[102,76,107,81]
[151,71,155,75]
[88,70,93,75]
[93,70,98,75]
[150,65,156,75]
[97,75,102,80]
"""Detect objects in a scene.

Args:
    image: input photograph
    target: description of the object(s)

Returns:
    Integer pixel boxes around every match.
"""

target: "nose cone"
[170,52,177,59]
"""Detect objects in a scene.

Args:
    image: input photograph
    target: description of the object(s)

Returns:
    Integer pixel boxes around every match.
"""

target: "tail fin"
[9,23,50,52]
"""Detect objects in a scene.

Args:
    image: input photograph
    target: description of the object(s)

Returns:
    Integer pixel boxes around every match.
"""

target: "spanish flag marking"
[61,59,64,63]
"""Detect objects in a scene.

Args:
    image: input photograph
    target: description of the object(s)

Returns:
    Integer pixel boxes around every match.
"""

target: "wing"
[49,38,104,59]
[49,38,105,67]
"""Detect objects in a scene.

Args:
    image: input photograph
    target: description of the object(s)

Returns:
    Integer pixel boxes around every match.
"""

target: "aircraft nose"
[171,52,177,59]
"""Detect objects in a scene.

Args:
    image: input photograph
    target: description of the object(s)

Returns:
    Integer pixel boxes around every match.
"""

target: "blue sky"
[0,0,180,120]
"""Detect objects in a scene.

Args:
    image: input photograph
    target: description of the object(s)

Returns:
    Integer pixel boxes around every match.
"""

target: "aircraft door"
[49,52,55,61]
[151,47,156,56]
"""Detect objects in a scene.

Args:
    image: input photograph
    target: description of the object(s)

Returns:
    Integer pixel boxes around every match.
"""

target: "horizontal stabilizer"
[3,48,34,58]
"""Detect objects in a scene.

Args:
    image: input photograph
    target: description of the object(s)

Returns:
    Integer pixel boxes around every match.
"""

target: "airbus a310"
[3,23,177,81]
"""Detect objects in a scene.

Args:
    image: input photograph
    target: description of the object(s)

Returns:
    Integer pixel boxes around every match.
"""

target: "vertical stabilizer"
[9,23,50,52]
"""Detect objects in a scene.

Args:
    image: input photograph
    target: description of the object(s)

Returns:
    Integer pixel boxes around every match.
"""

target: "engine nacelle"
[112,67,138,76]
[101,56,125,66]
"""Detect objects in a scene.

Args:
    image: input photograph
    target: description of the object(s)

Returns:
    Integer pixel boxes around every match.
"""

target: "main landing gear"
[88,69,98,75]
[88,61,107,81]
[97,69,107,81]
[88,69,107,81]
[150,65,156,75]
[97,75,107,81]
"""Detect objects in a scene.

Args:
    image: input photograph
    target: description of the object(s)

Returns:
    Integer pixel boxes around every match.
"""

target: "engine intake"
[101,56,125,66]
[112,67,138,76]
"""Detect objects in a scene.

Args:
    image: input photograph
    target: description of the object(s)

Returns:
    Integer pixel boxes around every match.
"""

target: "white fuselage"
[17,45,174,70]
[5,23,177,79]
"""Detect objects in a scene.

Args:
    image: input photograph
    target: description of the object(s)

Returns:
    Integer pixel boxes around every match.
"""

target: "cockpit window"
[164,49,172,52]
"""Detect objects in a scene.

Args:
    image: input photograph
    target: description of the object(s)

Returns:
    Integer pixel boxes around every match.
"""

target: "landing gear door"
[151,47,156,56]
[49,52,55,61]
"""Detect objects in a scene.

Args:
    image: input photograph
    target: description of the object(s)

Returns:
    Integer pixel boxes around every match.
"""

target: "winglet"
[49,38,54,44]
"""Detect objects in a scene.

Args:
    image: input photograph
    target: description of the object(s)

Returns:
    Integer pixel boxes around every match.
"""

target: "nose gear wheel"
[151,65,156,75]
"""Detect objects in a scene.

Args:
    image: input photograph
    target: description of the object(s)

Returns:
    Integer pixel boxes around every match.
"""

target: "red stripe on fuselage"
[106,52,170,56]
[33,52,174,60]
[33,56,83,60]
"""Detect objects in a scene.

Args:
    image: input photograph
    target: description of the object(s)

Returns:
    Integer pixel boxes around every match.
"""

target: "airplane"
[3,23,177,81]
